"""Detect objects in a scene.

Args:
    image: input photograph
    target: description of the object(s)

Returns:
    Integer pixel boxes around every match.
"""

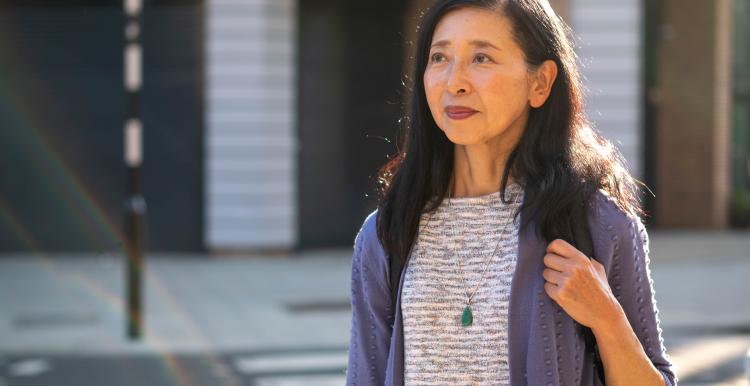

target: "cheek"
[423,74,443,116]
[482,75,529,112]
[423,74,439,101]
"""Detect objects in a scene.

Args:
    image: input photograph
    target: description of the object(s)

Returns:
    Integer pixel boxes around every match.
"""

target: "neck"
[450,141,517,199]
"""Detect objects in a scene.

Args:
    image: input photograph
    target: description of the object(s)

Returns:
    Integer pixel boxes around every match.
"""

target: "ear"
[528,59,558,108]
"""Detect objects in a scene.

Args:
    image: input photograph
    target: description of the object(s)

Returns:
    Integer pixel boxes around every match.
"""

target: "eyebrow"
[430,39,501,51]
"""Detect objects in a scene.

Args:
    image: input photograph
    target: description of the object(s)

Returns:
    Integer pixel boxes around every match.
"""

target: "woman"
[346,0,677,385]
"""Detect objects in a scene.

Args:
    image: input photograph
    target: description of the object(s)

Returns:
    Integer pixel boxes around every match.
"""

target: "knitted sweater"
[345,188,678,386]
[402,182,524,384]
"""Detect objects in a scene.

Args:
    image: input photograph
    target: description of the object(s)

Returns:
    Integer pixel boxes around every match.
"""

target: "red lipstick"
[445,105,478,120]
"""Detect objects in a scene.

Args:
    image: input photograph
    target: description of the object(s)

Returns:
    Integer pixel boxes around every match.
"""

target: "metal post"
[124,0,146,340]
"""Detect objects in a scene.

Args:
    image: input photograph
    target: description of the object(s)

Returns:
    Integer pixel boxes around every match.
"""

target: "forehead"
[430,7,513,47]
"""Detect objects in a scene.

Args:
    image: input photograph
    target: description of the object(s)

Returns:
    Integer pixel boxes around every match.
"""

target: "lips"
[445,105,478,120]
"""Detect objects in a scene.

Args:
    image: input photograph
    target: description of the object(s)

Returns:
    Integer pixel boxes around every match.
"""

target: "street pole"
[124,0,146,340]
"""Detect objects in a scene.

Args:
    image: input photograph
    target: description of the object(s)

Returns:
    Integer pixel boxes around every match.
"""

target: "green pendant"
[461,304,473,326]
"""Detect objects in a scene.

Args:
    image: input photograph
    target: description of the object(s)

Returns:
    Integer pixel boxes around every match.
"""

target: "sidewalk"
[0,249,354,355]
[0,230,748,384]
[0,230,749,353]
[647,229,750,330]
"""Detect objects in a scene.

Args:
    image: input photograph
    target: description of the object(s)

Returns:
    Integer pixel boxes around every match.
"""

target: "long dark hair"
[376,0,645,266]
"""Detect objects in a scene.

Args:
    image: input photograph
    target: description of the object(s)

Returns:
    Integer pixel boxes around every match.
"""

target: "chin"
[443,129,482,146]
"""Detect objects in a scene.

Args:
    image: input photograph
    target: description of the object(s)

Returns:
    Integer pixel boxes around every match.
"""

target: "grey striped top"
[401,181,525,385]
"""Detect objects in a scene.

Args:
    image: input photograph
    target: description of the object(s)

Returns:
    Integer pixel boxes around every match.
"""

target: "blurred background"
[0,0,748,385]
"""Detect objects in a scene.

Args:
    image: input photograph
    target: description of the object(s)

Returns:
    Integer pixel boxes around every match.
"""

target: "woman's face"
[423,7,534,147]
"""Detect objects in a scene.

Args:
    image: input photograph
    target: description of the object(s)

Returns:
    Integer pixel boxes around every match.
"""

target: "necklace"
[444,183,520,327]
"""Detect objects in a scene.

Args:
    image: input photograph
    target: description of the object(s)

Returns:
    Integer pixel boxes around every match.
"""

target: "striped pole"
[124,0,146,340]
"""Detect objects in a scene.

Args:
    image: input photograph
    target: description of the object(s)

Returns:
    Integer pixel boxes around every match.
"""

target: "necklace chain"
[417,181,523,326]
[445,183,520,306]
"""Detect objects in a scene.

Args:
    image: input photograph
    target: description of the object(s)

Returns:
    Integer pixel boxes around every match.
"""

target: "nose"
[446,61,471,95]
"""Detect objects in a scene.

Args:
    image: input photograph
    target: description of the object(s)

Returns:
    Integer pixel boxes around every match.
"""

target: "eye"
[474,53,492,63]
[430,53,445,63]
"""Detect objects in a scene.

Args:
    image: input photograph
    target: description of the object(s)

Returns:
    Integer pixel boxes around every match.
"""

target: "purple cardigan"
[345,189,677,386]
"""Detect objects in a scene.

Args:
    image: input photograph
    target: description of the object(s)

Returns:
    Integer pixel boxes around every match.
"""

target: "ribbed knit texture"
[345,188,678,386]
[402,182,523,385]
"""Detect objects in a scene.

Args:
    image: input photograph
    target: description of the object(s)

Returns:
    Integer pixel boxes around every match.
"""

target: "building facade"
[0,0,745,253]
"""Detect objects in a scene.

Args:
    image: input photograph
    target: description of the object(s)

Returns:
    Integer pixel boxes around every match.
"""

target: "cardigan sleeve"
[606,210,678,386]
[345,210,393,385]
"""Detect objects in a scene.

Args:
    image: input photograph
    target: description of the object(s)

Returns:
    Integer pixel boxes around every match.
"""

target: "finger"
[546,238,578,258]
[543,252,568,272]
[542,267,565,285]
[544,282,559,299]
[547,239,589,261]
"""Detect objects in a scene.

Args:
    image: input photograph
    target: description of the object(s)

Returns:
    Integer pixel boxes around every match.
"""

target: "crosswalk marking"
[254,374,346,386]
[233,352,347,374]
[8,358,51,377]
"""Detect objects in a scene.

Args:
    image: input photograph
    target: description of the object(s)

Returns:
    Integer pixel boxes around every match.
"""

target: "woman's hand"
[542,238,621,330]
[543,239,670,386]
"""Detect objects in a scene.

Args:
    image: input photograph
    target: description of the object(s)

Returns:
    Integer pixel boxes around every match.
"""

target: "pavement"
[0,229,748,386]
